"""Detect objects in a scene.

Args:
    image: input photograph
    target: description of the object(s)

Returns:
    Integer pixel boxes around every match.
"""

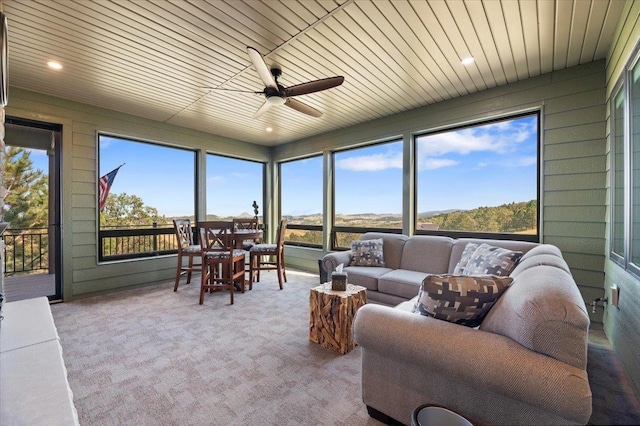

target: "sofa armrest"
[321,251,352,276]
[353,304,591,421]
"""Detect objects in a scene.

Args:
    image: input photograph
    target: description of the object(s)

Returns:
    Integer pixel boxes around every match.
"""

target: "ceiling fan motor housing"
[265,84,286,105]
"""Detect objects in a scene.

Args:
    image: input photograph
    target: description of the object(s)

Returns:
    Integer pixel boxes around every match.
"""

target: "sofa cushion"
[378,269,429,299]
[399,235,453,273]
[479,265,589,369]
[350,238,385,267]
[412,274,513,327]
[520,243,564,260]
[342,266,394,291]
[461,243,523,276]
[509,253,571,278]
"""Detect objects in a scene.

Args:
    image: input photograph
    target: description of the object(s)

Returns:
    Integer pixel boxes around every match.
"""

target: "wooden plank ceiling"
[3,0,626,146]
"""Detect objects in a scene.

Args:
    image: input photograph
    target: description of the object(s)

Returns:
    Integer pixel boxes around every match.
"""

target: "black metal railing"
[284,224,323,248]
[99,223,178,261]
[332,226,403,250]
[2,227,49,276]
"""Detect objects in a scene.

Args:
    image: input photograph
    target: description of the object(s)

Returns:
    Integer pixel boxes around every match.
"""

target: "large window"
[611,83,626,263]
[280,156,323,247]
[333,139,403,248]
[415,113,539,240]
[98,135,196,261]
[608,44,640,278]
[631,54,640,273]
[206,154,264,220]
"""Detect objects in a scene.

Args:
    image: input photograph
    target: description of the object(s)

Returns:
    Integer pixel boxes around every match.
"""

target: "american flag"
[98,165,123,211]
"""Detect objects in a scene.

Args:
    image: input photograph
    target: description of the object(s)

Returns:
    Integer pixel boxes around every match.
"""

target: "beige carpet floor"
[50,269,640,425]
[51,270,381,426]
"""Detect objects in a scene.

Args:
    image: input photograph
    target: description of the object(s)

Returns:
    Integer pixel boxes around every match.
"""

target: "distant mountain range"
[417,209,463,218]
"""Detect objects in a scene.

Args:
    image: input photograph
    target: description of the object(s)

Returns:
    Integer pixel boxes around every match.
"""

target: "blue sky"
[26,114,537,218]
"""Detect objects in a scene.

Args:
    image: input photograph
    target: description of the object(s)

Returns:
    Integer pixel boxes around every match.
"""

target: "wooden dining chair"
[232,217,261,250]
[198,221,247,305]
[249,219,287,289]
[233,217,261,277]
[172,219,202,292]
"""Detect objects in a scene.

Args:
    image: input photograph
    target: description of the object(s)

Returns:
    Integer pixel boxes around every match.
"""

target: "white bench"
[0,297,79,425]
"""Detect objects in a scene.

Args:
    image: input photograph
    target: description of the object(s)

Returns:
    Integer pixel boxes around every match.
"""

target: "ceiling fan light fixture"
[267,95,286,105]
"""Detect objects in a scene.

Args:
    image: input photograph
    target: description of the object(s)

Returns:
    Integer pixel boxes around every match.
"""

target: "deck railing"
[1,225,181,272]
[2,227,49,276]
[99,223,178,261]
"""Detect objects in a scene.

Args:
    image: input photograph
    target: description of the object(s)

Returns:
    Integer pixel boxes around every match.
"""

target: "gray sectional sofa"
[320,232,592,425]
[320,232,540,306]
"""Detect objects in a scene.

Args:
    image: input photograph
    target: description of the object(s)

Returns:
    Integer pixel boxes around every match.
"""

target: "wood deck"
[3,273,57,302]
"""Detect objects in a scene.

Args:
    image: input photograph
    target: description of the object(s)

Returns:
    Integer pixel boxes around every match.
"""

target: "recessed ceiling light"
[461,56,475,66]
[266,127,273,132]
[47,61,63,70]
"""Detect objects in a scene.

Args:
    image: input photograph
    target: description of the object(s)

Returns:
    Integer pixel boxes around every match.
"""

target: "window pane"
[334,140,403,230]
[98,135,195,259]
[206,155,263,219]
[415,114,538,236]
[612,86,626,258]
[280,156,323,246]
[631,63,640,268]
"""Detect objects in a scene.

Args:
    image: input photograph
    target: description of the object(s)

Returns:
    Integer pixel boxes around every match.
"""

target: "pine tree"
[2,146,49,273]
[2,146,48,228]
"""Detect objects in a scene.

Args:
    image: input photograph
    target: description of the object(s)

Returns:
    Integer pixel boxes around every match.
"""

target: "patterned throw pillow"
[412,274,513,327]
[461,243,523,276]
[453,242,479,274]
[350,238,385,267]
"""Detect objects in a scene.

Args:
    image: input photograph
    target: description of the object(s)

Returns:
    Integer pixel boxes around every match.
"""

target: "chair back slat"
[233,217,259,231]
[173,219,194,248]
[199,221,234,251]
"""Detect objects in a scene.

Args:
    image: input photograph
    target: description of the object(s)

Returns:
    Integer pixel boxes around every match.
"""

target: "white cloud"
[421,158,459,170]
[208,175,225,184]
[416,118,536,156]
[336,152,403,171]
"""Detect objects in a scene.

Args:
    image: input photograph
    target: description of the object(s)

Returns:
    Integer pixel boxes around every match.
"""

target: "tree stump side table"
[309,283,367,354]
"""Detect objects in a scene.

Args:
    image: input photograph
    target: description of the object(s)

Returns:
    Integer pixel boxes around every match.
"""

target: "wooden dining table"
[231,228,263,249]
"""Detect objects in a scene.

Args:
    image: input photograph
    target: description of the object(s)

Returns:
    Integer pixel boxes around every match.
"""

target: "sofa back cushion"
[510,253,572,278]
[479,265,590,369]
[360,232,408,270]
[448,238,538,273]
[399,235,454,273]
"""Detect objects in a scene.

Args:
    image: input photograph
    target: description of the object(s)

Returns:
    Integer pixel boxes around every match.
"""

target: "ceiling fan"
[209,47,344,119]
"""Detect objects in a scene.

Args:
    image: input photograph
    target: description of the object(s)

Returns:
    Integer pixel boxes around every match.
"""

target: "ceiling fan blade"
[285,98,322,118]
[201,87,262,94]
[253,101,273,119]
[247,46,277,89]
[284,76,344,97]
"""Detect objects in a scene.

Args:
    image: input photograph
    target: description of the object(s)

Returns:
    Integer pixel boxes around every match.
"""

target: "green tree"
[100,192,165,227]
[2,146,48,228]
[2,146,49,273]
[100,192,170,256]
